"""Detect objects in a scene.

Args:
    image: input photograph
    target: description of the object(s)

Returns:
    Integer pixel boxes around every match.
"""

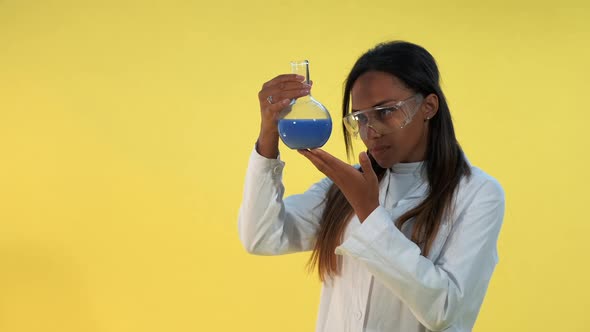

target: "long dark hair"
[308,41,472,281]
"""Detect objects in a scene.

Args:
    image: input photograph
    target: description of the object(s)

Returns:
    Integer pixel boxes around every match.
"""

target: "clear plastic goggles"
[343,94,424,138]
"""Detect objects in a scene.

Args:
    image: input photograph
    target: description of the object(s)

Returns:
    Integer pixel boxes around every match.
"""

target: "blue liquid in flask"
[278,118,332,150]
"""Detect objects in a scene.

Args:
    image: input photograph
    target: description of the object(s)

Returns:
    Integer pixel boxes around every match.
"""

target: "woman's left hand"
[298,149,380,222]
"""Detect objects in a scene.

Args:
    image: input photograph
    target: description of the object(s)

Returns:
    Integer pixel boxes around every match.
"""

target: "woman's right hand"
[256,74,311,158]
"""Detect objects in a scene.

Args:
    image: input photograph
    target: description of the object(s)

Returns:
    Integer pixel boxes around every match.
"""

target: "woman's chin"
[372,155,396,169]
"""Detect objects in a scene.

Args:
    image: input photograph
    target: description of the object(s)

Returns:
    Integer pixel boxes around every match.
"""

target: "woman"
[238,41,505,332]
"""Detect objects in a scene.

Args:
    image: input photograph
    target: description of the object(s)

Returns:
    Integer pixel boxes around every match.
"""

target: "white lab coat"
[238,148,505,332]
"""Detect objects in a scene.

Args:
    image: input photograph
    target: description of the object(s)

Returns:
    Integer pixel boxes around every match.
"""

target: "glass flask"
[278,60,332,150]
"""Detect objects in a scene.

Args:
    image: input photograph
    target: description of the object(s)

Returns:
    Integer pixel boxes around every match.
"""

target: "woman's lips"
[370,145,390,156]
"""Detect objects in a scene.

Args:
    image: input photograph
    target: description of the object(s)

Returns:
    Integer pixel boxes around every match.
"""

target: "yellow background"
[0,0,588,331]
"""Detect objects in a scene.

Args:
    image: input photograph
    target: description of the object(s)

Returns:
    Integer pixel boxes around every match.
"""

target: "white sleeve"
[238,147,333,255]
[335,179,505,331]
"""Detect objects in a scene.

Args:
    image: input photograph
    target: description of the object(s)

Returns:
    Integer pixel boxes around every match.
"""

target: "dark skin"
[257,71,439,222]
[257,74,311,159]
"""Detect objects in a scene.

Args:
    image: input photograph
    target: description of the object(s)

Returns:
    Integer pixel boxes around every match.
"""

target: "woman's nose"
[365,124,382,139]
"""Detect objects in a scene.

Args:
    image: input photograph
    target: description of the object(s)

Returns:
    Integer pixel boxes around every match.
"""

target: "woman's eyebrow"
[352,99,398,112]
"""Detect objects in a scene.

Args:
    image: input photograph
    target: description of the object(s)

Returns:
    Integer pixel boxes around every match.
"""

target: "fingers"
[264,81,309,92]
[359,151,378,186]
[260,84,311,105]
[262,74,305,89]
[263,98,292,114]
[298,149,351,184]
[260,74,308,95]
[259,81,311,107]
[311,149,350,169]
[298,149,331,175]
[258,74,310,135]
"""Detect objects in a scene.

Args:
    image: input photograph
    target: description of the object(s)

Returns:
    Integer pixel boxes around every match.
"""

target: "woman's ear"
[422,93,439,120]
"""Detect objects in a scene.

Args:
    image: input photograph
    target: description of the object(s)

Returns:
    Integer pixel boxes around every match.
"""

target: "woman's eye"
[380,107,397,118]
[355,114,368,125]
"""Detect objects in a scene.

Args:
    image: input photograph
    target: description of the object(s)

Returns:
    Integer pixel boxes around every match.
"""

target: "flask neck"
[291,60,310,84]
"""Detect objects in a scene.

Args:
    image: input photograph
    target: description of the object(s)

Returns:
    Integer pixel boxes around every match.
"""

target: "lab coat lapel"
[384,172,452,262]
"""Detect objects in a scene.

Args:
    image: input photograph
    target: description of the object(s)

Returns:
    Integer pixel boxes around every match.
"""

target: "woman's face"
[350,71,439,168]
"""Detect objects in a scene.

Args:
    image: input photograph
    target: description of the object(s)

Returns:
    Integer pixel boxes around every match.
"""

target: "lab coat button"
[273,165,282,175]
[355,310,362,320]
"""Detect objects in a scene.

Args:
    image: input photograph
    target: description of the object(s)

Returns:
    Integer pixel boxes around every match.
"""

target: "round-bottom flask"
[278,60,332,150]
